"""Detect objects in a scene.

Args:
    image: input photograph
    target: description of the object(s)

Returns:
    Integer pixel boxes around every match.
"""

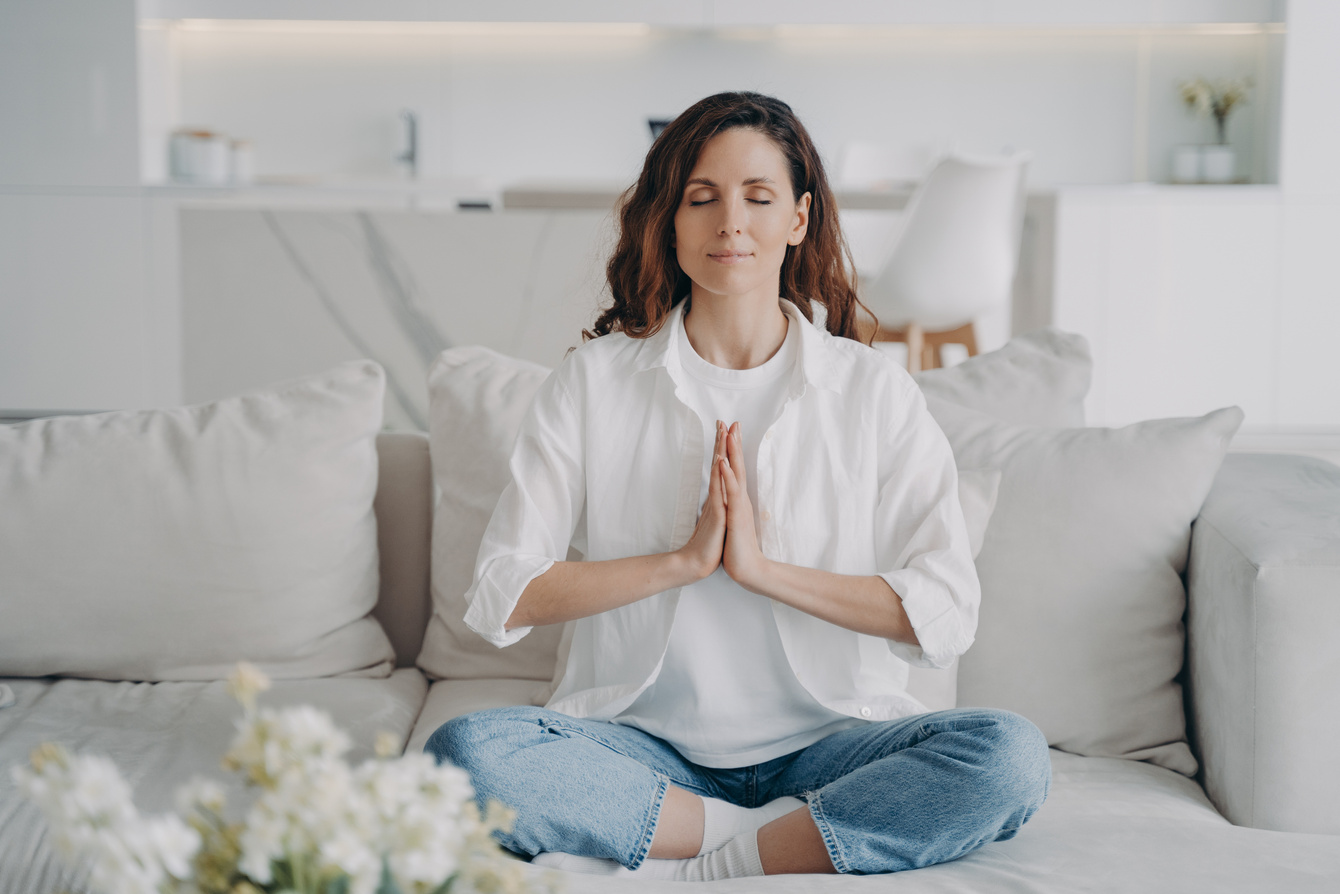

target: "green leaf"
[325,876,351,894]
[374,857,403,894]
[426,872,459,894]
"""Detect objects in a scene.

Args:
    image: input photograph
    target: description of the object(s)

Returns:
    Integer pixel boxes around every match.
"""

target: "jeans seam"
[805,790,851,874]
[626,773,670,870]
[540,719,622,752]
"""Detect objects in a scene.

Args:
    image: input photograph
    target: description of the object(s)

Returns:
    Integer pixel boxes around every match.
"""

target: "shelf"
[139,0,1285,28]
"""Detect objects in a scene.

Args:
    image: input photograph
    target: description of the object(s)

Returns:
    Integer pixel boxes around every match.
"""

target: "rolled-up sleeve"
[875,379,980,669]
[462,364,586,648]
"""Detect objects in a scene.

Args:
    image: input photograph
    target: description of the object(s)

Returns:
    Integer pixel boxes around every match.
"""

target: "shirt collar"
[629,297,842,394]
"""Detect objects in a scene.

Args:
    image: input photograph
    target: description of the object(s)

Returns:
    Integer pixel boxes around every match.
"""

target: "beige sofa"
[3,340,1340,893]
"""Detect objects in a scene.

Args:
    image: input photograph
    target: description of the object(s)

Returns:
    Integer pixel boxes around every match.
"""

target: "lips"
[708,250,751,264]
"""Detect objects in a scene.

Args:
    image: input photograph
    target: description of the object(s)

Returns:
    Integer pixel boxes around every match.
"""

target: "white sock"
[531,852,628,876]
[634,830,765,882]
[700,796,805,855]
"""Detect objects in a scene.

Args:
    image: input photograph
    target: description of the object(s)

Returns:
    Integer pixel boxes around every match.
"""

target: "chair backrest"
[865,150,1031,331]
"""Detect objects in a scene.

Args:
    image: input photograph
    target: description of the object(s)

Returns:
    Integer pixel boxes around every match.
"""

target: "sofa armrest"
[1186,452,1340,834]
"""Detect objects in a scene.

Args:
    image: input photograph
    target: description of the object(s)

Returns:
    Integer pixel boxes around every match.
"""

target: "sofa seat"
[405,678,1340,893]
[0,669,428,894]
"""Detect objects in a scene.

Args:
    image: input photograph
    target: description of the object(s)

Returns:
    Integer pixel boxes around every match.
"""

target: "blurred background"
[1,1,1336,461]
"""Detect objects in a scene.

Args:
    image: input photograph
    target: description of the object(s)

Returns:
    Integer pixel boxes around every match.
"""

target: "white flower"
[226,661,272,713]
[374,730,401,759]
[64,754,139,827]
[224,703,351,788]
[15,744,200,892]
[176,776,227,816]
[142,814,200,879]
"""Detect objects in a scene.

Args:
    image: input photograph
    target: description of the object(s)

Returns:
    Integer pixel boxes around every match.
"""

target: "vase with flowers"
[1175,76,1253,183]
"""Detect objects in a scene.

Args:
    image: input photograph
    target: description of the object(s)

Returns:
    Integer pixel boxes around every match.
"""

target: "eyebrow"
[685,177,777,188]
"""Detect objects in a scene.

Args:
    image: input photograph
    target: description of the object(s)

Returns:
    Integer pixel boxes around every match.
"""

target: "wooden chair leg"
[960,322,979,357]
[905,322,924,374]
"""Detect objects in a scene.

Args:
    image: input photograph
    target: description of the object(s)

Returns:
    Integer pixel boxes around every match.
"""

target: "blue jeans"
[425,705,1051,875]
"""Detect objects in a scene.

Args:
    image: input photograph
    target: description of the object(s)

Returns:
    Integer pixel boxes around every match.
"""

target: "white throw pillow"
[417,347,570,682]
[931,399,1245,776]
[0,361,395,681]
[915,327,1091,427]
[417,344,1000,713]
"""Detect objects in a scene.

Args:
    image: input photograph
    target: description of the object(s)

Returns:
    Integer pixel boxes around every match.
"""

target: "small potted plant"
[1174,76,1253,183]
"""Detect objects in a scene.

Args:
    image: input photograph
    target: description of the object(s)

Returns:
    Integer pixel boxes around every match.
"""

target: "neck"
[682,287,789,370]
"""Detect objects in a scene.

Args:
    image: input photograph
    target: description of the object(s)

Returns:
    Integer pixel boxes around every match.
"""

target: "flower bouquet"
[12,664,556,894]
[1179,76,1253,146]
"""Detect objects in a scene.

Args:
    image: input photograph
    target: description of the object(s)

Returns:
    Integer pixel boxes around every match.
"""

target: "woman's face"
[672,127,811,306]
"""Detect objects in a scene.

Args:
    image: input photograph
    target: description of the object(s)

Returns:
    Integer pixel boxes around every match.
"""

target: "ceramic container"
[1201,145,1236,183]
[169,130,231,185]
[1171,145,1202,183]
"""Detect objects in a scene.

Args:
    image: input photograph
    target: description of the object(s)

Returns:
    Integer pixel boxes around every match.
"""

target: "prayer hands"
[718,421,767,589]
[678,420,768,588]
[679,420,729,580]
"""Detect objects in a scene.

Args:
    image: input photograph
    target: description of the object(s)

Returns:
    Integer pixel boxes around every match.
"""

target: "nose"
[717,198,744,236]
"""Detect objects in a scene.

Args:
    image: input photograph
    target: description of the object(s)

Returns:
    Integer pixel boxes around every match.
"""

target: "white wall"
[164,23,1276,190]
[1274,0,1340,426]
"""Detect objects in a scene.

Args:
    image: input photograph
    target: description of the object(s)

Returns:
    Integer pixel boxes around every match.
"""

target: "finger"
[719,456,738,499]
[727,422,746,488]
[707,441,724,506]
[705,421,722,490]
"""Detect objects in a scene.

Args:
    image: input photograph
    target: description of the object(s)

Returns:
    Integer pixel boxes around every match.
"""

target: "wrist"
[668,548,714,588]
[737,555,776,596]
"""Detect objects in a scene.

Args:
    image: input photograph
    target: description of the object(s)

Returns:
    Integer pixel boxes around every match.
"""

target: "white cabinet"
[1052,185,1340,432]
[0,1,141,187]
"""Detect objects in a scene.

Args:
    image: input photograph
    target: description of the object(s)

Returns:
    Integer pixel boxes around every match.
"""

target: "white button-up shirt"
[463,298,980,723]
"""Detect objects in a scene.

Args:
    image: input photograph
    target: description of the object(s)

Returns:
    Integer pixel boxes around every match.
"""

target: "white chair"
[860,150,1031,372]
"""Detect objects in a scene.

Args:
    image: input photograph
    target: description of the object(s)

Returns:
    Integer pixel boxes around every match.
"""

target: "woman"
[426,91,1050,880]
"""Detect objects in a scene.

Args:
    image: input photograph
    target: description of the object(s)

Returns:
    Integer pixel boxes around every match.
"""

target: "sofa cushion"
[935,400,1245,776]
[0,361,395,681]
[914,327,1091,427]
[417,346,571,683]
[406,677,556,756]
[416,345,1000,714]
[0,669,428,894]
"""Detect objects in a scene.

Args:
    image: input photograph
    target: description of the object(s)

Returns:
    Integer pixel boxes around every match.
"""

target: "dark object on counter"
[648,118,672,140]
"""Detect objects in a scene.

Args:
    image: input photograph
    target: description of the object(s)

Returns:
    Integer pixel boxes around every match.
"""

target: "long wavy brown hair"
[582,91,875,345]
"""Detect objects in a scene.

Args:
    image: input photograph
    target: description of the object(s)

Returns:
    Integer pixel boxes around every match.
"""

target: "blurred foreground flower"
[13,664,556,894]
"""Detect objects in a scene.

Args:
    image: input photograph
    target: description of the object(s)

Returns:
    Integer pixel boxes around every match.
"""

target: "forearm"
[742,559,920,645]
[505,551,703,630]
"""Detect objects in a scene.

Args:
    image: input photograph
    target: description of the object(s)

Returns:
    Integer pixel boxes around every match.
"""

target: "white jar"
[169,130,231,185]
[1171,145,1202,184]
[1201,145,1236,183]
[229,139,255,184]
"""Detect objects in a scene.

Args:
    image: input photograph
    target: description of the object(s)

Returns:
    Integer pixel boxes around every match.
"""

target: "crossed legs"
[425,705,1051,876]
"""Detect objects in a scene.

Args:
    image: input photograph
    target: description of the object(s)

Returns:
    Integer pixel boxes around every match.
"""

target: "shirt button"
[760,510,771,522]
[764,430,774,440]
[860,706,873,718]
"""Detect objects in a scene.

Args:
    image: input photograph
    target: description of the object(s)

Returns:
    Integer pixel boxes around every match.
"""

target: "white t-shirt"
[613,313,865,767]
